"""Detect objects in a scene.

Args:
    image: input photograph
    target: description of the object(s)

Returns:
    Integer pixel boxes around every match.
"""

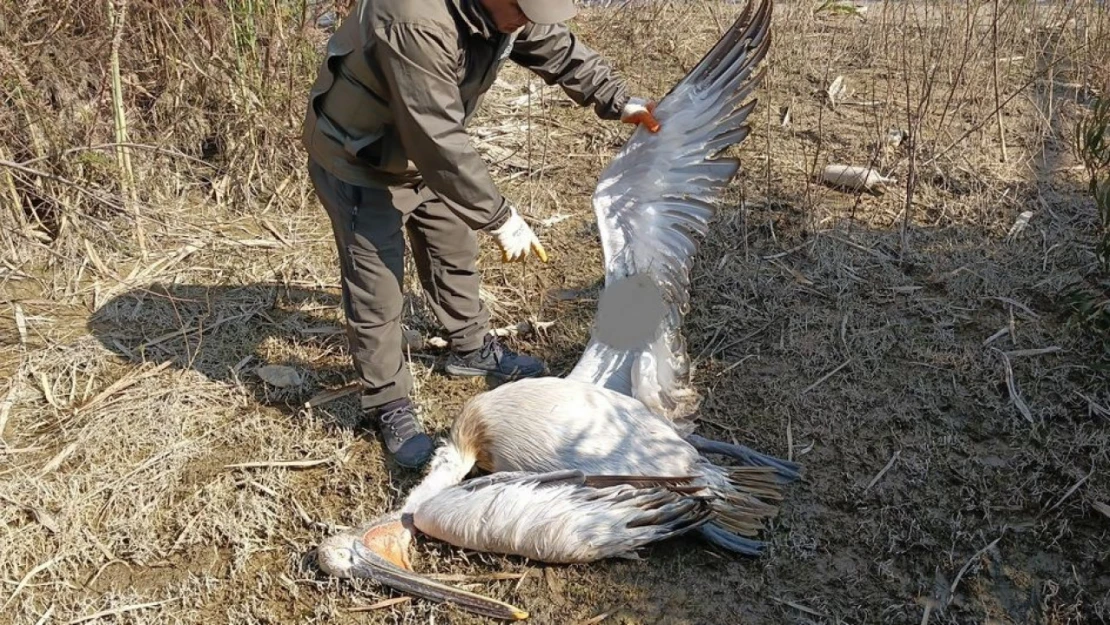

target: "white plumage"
[412,470,710,563]
[569,0,771,421]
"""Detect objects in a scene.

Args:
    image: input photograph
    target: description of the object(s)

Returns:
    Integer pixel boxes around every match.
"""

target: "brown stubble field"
[1,1,1108,624]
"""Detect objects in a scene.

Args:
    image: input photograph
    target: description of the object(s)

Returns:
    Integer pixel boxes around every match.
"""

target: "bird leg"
[698,523,767,557]
[685,433,802,483]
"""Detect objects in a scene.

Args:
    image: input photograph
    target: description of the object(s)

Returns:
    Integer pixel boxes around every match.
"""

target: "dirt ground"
[2,1,1109,624]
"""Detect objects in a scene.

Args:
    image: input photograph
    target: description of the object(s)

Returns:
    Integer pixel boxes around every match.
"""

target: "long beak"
[317,514,529,621]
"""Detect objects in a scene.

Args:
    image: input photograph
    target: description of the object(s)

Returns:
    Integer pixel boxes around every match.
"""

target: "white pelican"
[320,471,716,619]
[317,0,793,619]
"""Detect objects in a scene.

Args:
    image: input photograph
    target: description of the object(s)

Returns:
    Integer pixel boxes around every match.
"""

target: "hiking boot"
[367,398,434,469]
[444,334,546,381]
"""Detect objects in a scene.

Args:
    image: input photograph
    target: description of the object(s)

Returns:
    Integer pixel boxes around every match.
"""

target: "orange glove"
[621,97,661,133]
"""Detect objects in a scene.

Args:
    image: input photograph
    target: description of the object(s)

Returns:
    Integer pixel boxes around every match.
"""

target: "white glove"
[491,204,548,263]
[620,96,661,133]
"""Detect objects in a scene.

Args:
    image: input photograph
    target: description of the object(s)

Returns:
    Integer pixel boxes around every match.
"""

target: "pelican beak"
[317,514,529,621]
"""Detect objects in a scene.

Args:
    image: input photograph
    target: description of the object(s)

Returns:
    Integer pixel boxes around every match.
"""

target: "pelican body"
[317,1,795,620]
[404,377,796,556]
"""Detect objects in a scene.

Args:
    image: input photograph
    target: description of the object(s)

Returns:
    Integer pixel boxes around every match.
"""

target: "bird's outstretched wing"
[410,470,711,563]
[567,0,773,425]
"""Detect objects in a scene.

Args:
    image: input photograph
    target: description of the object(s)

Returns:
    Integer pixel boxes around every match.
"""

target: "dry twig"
[66,598,179,625]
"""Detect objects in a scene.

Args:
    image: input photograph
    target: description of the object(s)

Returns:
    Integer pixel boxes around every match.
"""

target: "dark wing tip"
[678,0,774,92]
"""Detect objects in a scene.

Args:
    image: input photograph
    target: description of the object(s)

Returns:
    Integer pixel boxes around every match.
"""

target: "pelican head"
[316,512,413,577]
[315,512,530,621]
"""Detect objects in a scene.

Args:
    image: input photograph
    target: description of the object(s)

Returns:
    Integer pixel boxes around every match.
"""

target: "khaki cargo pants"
[307,158,490,409]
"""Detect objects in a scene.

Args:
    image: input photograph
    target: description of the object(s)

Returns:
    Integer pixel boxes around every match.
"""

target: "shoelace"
[379,405,418,440]
[478,337,506,362]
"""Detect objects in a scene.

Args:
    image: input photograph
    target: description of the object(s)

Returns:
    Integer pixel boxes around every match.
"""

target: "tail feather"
[710,495,778,533]
[719,493,779,517]
[694,460,785,546]
[712,515,763,537]
[727,467,788,501]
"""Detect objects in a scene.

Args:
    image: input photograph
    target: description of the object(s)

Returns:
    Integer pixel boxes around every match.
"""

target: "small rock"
[402,328,423,350]
[256,364,302,388]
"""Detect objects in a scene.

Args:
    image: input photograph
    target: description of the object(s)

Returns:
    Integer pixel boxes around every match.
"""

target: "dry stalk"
[0,378,19,440]
[224,445,349,470]
[107,0,144,256]
[1093,501,1110,519]
[224,458,335,470]
[1045,468,1094,513]
[12,304,28,346]
[991,0,1009,162]
[576,612,614,625]
[800,357,851,395]
[66,598,179,625]
[32,604,55,625]
[946,533,1005,608]
[345,597,413,612]
[3,554,67,611]
[1004,346,1063,358]
[0,159,127,215]
[73,360,174,414]
[994,349,1035,424]
[19,142,221,171]
[304,381,361,408]
[37,442,79,477]
[0,146,27,235]
[863,449,901,494]
[770,596,828,619]
[426,571,537,583]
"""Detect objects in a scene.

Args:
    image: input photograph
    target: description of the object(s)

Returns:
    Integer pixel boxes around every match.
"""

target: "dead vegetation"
[2,0,1109,624]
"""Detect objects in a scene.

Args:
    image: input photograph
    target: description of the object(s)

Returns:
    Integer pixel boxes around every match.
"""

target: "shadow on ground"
[83,279,605,450]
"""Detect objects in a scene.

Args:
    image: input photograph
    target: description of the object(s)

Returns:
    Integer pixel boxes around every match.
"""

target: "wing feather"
[410,470,711,563]
[567,0,774,424]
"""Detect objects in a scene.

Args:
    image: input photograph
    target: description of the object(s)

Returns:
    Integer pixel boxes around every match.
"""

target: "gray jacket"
[301,0,632,231]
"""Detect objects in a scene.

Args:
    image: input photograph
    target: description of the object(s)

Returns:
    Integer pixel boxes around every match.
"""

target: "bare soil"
[1,2,1108,624]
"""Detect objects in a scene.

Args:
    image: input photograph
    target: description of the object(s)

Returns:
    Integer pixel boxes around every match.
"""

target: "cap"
[518,0,577,24]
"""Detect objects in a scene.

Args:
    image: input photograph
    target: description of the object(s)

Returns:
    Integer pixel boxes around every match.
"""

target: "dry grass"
[2,0,1110,623]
